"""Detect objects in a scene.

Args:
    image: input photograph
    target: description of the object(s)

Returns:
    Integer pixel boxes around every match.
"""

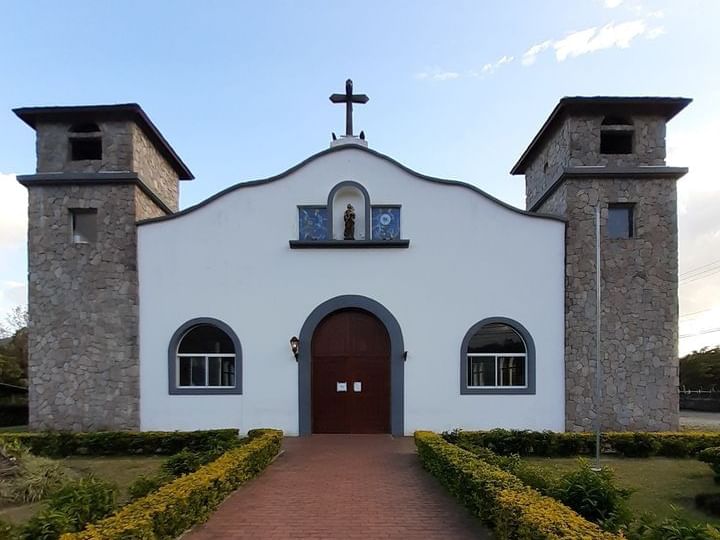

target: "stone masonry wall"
[560,178,679,431]
[135,188,167,221]
[27,184,140,430]
[132,124,179,211]
[36,120,133,174]
[525,112,679,432]
[525,115,666,210]
[567,116,666,168]
[525,121,570,209]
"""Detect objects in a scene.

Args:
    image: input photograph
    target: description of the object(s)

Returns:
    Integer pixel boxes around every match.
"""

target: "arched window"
[460,318,535,395]
[168,318,242,395]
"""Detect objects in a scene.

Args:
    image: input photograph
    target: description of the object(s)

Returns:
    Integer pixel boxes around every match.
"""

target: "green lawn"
[526,456,720,526]
[0,455,165,525]
[0,426,27,432]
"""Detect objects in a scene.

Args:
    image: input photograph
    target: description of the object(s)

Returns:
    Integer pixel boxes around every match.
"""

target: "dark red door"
[311,310,390,433]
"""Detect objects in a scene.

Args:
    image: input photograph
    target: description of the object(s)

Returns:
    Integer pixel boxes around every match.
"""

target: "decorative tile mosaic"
[298,207,329,240]
[371,207,401,240]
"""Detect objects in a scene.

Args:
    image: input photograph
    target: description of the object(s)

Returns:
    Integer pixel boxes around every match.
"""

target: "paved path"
[681,410,720,429]
[186,435,489,539]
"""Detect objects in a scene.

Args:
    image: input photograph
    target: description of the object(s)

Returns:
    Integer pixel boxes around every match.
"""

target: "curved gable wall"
[138,145,565,434]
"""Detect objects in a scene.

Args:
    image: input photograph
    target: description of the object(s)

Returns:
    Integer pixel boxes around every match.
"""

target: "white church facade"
[14,87,690,435]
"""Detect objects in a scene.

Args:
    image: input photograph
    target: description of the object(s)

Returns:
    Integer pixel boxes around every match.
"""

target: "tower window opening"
[70,208,98,244]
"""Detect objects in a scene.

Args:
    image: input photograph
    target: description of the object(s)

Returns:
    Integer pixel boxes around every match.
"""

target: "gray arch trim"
[326,180,372,240]
[460,317,536,395]
[137,144,565,226]
[168,317,243,395]
[298,295,404,436]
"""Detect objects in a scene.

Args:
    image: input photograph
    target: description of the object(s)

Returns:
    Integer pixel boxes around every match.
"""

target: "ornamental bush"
[415,431,620,540]
[453,435,631,531]
[127,472,173,501]
[626,514,720,540]
[60,429,282,540]
[698,447,720,483]
[550,460,632,532]
[20,477,117,540]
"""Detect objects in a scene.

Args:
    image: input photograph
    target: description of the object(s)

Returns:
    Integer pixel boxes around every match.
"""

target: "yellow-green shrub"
[415,431,621,540]
[60,429,282,540]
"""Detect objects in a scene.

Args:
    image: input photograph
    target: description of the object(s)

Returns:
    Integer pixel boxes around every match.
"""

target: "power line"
[680,327,720,339]
[680,308,714,319]
[680,258,720,277]
[680,267,720,285]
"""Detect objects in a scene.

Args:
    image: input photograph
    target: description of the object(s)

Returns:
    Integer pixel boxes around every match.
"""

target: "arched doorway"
[298,295,404,436]
[311,310,390,433]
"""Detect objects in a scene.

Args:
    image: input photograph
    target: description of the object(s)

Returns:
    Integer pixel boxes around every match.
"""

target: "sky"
[0,0,718,355]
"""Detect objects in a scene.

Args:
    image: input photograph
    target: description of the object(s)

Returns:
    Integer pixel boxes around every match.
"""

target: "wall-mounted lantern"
[290,336,300,360]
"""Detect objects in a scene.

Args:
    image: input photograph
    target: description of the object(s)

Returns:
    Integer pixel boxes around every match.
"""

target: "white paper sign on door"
[353,381,362,392]
[336,382,347,392]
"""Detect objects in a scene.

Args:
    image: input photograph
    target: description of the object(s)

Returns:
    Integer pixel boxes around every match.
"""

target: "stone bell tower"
[511,97,691,432]
[15,104,193,430]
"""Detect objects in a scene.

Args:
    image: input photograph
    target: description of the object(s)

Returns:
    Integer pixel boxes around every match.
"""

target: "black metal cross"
[329,79,369,137]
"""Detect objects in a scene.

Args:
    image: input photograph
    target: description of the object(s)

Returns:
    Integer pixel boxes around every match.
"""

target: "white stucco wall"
[138,145,566,435]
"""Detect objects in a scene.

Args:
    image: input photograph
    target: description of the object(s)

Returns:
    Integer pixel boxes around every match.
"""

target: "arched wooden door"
[311,309,391,433]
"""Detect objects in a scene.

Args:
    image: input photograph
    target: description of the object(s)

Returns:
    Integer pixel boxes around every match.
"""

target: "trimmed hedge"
[448,429,720,458]
[59,429,282,540]
[698,446,720,483]
[415,431,620,539]
[0,429,240,458]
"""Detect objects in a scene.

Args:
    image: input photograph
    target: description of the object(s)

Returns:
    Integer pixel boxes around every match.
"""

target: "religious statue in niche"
[343,204,356,240]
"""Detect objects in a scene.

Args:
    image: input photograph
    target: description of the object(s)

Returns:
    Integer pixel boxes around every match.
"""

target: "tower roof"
[510,96,691,175]
[13,103,194,180]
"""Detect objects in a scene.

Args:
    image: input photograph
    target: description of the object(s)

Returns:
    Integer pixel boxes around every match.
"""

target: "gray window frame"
[168,317,243,395]
[460,317,536,395]
[607,203,635,239]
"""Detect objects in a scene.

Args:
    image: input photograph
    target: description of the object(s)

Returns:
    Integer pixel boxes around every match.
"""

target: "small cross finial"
[329,78,369,137]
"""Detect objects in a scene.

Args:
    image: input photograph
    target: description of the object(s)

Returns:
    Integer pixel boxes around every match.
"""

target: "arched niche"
[327,181,371,240]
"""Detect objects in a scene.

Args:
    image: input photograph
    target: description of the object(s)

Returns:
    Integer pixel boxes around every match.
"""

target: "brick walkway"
[185,435,490,539]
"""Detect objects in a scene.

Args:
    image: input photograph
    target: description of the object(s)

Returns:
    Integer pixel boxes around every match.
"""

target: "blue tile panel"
[298,207,329,240]
[372,207,401,240]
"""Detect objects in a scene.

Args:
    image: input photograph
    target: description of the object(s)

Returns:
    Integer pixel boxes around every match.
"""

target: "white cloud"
[522,40,553,66]
[476,55,515,76]
[554,20,647,61]
[416,56,513,82]
[0,174,27,247]
[604,0,623,7]
[645,26,665,40]
[521,18,661,67]
[414,69,460,81]
[670,120,720,354]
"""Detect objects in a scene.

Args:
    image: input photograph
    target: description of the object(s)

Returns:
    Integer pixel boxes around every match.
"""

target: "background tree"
[0,306,28,387]
[680,346,720,390]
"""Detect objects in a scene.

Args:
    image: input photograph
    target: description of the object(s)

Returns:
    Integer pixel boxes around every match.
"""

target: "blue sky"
[1,0,719,353]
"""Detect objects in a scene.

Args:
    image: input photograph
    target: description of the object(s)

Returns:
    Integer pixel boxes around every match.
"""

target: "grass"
[0,426,27,433]
[0,455,165,525]
[526,456,720,526]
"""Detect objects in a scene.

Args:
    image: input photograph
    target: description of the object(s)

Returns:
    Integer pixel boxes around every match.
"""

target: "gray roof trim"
[13,103,194,180]
[17,172,173,215]
[510,96,692,175]
[529,166,689,212]
[137,144,566,226]
[289,240,410,249]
